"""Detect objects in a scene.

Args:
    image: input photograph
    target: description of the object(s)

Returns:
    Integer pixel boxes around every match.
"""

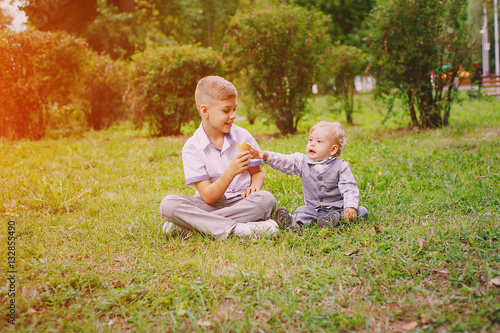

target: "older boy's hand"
[241,185,261,198]
[344,207,357,221]
[227,151,252,177]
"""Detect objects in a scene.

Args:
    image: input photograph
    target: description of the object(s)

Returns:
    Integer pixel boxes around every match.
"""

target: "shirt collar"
[196,123,236,151]
[307,155,337,165]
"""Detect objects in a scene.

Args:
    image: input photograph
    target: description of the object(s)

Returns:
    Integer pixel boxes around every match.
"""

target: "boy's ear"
[200,105,209,118]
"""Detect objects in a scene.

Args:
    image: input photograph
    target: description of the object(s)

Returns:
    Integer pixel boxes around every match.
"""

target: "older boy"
[160,76,280,239]
[249,121,368,230]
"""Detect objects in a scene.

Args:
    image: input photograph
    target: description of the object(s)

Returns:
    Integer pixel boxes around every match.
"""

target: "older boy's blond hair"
[309,121,346,157]
[195,76,238,112]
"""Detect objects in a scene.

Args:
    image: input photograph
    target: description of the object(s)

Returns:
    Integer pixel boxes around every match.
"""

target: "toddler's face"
[306,128,338,162]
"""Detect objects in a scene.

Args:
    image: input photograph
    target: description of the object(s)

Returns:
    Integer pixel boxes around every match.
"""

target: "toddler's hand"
[249,148,268,161]
[344,207,357,221]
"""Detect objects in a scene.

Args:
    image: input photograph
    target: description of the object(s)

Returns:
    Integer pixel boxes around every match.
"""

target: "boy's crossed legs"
[160,190,278,239]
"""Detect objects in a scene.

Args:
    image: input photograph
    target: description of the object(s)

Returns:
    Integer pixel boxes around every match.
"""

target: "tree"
[85,0,140,59]
[129,44,225,136]
[20,0,143,58]
[290,0,375,44]
[225,5,331,135]
[20,0,282,57]
[199,0,239,49]
[367,0,477,128]
[20,0,99,34]
[134,0,244,50]
[79,53,128,130]
[19,0,134,32]
[324,44,367,124]
[0,30,87,140]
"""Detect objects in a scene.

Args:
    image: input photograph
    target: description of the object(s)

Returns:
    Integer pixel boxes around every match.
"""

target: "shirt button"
[319,198,323,202]
[318,187,323,192]
[318,176,323,181]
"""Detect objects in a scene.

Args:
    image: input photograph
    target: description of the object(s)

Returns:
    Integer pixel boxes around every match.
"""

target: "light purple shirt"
[182,123,263,199]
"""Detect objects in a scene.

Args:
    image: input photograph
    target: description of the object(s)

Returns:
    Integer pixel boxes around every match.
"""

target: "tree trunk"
[346,78,354,125]
[416,85,441,128]
[275,107,296,135]
[443,83,454,126]
[338,75,354,125]
[407,89,418,127]
[442,69,459,127]
[90,111,102,131]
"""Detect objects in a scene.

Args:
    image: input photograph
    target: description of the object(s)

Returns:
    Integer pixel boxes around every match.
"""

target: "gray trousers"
[293,205,369,226]
[160,190,276,239]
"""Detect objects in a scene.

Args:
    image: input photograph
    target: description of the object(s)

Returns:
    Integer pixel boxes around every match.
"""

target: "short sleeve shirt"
[182,123,263,198]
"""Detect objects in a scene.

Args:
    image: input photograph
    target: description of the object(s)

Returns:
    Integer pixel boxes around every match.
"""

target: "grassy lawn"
[1,94,499,332]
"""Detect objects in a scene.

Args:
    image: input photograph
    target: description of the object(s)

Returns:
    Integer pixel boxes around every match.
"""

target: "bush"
[367,0,476,128]
[79,52,128,130]
[0,30,88,140]
[225,5,331,135]
[129,44,225,136]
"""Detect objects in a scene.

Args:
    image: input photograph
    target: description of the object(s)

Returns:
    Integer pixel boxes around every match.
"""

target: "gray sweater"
[266,152,360,209]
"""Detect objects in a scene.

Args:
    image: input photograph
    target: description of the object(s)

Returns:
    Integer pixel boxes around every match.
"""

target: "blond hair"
[194,76,238,112]
[309,121,346,157]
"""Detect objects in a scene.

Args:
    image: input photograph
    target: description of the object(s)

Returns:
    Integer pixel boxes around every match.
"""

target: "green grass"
[1,94,499,332]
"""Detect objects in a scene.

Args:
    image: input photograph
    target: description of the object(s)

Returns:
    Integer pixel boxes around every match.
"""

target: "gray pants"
[160,190,276,239]
[293,205,369,226]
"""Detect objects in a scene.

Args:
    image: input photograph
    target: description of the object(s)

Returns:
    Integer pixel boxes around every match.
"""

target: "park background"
[1,0,499,331]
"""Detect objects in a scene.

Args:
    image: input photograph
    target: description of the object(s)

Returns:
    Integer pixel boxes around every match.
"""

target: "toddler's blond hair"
[195,76,238,112]
[309,121,346,157]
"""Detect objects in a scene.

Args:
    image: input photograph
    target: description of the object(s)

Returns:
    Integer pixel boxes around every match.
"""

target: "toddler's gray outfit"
[265,152,368,225]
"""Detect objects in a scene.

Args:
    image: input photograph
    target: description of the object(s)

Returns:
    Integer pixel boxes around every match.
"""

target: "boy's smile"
[201,96,238,136]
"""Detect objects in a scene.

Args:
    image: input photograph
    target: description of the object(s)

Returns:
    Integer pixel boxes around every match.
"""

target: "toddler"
[249,121,368,230]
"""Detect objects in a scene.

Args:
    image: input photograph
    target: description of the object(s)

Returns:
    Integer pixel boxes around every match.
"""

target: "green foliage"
[20,0,173,59]
[20,0,99,34]
[79,52,128,130]
[367,0,477,128]
[85,0,139,59]
[85,0,175,60]
[0,29,88,140]
[225,5,331,135]
[20,0,270,56]
[105,0,243,51]
[133,0,198,47]
[129,44,225,136]
[121,0,282,50]
[325,44,367,124]
[290,0,376,44]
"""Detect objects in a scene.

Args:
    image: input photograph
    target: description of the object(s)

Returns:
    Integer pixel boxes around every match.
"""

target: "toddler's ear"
[330,145,339,156]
